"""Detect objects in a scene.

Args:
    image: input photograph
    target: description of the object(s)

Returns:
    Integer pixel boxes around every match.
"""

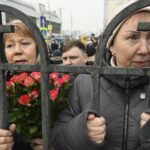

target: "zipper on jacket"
[122,79,130,150]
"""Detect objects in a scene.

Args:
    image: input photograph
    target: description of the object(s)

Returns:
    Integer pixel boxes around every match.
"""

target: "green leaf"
[16,124,21,134]
[17,112,25,119]
[29,126,38,134]
[12,108,20,112]
[8,114,17,122]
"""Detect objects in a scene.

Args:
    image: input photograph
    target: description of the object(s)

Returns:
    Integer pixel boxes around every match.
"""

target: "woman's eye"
[127,35,138,40]
[22,42,30,45]
[6,44,13,48]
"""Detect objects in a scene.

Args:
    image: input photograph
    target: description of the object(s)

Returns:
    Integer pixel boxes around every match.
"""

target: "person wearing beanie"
[52,0,150,150]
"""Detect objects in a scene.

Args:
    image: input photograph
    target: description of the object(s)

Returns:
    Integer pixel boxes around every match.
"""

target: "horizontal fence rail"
[2,64,150,76]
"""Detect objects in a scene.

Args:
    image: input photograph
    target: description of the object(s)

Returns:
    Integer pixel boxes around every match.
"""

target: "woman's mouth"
[133,61,149,67]
[14,60,28,64]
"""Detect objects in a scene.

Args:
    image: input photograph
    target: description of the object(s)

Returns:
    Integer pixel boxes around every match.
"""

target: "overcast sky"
[23,0,104,34]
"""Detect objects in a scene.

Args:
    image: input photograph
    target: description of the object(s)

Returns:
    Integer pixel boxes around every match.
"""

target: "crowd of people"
[48,33,98,66]
[0,0,150,150]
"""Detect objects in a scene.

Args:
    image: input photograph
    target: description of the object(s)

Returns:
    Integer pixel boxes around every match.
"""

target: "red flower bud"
[50,73,59,80]
[18,72,28,81]
[30,72,41,82]
[29,90,39,100]
[10,75,21,83]
[54,78,64,88]
[18,94,30,105]
[50,89,58,101]
[10,72,29,84]
[23,77,35,87]
[62,74,71,83]
[6,81,13,90]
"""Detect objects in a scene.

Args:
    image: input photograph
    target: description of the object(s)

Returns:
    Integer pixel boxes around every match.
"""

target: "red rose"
[29,90,39,100]
[7,71,71,143]
[50,73,59,80]
[23,77,35,87]
[18,94,30,105]
[50,89,58,101]
[18,72,28,82]
[62,74,71,83]
[30,72,41,82]
[10,75,21,83]
[6,81,13,90]
[10,73,29,84]
[54,78,64,88]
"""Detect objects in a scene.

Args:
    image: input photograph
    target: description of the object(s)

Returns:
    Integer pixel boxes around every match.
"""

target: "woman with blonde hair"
[0,20,42,150]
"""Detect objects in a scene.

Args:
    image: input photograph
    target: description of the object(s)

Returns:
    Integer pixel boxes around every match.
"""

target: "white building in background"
[0,0,38,23]
[104,0,131,26]
[0,0,62,33]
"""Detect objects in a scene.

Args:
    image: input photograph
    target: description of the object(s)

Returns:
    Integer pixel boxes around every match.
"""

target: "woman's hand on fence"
[86,113,106,144]
[140,112,150,127]
[0,124,16,150]
[31,138,43,150]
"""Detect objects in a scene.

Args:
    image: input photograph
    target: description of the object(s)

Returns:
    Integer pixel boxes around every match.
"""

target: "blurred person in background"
[62,40,88,66]
[90,33,98,47]
[86,43,96,64]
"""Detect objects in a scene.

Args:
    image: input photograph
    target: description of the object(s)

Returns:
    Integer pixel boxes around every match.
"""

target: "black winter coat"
[52,73,150,150]
[52,49,150,150]
[13,133,32,150]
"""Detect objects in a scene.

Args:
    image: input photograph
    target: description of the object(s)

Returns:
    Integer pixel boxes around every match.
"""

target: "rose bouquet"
[6,72,71,142]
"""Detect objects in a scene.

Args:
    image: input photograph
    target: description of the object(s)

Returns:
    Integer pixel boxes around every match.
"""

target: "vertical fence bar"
[90,72,100,114]
[41,70,51,150]
[0,70,7,129]
[0,12,7,129]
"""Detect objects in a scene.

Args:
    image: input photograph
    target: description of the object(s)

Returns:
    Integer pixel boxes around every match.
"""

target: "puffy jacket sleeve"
[52,74,102,150]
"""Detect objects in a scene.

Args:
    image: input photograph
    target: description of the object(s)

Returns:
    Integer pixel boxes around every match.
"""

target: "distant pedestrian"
[62,40,88,65]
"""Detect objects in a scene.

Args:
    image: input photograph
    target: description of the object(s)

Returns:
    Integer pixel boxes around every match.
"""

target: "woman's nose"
[14,44,22,55]
[138,39,149,54]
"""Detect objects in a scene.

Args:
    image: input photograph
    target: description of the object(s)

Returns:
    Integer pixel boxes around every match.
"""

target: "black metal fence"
[0,0,150,149]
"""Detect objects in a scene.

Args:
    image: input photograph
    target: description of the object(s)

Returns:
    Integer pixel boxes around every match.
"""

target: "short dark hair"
[62,40,86,54]
[86,44,96,56]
